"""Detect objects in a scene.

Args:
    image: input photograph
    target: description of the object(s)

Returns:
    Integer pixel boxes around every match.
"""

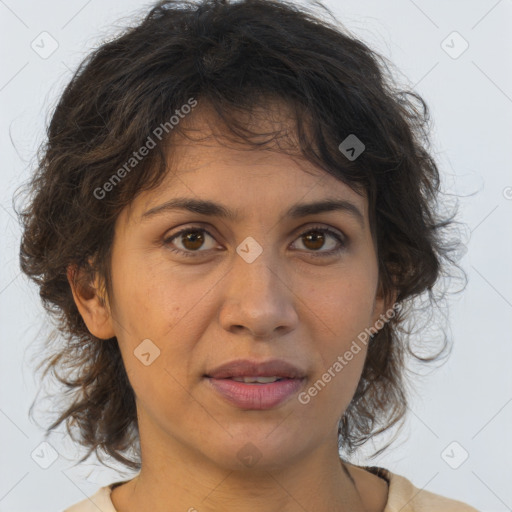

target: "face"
[73,107,388,473]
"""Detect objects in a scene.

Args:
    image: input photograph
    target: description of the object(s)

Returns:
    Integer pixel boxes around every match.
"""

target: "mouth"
[203,359,307,410]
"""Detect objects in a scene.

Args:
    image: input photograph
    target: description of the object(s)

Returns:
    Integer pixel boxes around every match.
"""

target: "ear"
[66,261,116,340]
[371,278,398,327]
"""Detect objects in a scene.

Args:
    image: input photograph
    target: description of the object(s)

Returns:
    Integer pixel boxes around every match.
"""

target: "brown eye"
[163,225,346,259]
[302,231,327,251]
[291,227,346,256]
[164,227,218,257]
[180,230,206,250]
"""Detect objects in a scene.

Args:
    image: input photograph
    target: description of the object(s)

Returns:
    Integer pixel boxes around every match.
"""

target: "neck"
[112,445,366,512]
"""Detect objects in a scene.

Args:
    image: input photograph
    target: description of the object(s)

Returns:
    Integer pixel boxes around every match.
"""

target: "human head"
[18,0,454,470]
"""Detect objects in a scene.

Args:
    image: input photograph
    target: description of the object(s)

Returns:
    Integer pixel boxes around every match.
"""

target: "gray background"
[1,0,511,511]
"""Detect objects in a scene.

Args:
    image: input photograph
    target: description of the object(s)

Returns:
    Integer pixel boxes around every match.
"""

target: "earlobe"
[66,263,116,340]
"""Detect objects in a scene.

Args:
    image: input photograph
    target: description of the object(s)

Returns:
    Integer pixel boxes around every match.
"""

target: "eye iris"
[304,231,324,250]
[182,231,205,250]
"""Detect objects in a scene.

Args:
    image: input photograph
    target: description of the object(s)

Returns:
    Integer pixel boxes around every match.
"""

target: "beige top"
[63,466,480,512]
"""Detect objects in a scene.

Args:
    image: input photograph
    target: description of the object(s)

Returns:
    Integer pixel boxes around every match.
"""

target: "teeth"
[231,376,282,383]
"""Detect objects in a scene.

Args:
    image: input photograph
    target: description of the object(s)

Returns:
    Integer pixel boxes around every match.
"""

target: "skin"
[69,104,392,512]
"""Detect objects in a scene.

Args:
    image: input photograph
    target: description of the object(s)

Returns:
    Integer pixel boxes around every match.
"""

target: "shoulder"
[381,468,480,512]
[62,484,117,512]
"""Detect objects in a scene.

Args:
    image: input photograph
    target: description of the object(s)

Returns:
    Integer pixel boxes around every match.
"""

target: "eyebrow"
[141,197,365,228]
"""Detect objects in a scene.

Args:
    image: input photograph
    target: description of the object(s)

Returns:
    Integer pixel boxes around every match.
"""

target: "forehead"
[122,102,368,225]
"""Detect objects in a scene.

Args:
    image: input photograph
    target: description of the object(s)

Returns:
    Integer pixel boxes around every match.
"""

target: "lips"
[204,359,307,410]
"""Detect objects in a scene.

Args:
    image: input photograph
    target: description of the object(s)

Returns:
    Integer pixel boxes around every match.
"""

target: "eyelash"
[163,225,347,259]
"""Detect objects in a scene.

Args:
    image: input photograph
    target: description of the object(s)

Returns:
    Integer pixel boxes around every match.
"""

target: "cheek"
[109,251,201,341]
[308,266,378,340]
[303,265,376,400]
[109,257,214,400]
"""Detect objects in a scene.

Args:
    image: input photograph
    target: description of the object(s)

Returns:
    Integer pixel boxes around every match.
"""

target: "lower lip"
[205,377,304,410]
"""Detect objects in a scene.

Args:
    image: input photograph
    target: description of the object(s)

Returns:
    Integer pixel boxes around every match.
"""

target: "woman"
[18,0,478,510]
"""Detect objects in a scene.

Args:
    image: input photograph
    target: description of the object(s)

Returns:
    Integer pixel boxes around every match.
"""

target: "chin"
[200,431,307,472]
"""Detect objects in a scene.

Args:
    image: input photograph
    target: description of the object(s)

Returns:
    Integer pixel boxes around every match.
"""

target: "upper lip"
[205,359,306,379]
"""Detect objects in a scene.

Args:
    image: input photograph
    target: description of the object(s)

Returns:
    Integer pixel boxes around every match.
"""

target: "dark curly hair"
[16,0,462,472]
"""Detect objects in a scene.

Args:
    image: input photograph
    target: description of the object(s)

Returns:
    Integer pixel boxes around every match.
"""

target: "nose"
[218,247,299,339]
